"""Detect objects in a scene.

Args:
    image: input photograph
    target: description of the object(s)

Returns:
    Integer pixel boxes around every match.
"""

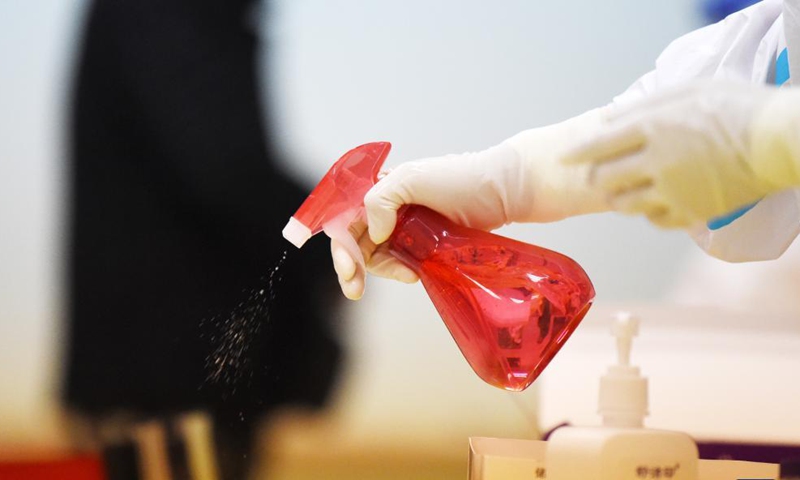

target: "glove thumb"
[364,163,417,244]
[364,185,403,244]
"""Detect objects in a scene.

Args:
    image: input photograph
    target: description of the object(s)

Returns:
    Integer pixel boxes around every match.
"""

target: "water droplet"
[202,250,291,393]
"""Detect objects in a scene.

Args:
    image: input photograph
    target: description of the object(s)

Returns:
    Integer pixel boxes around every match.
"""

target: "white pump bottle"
[547,312,699,480]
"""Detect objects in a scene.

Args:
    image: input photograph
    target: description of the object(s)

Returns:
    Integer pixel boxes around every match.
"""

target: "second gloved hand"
[564,80,798,229]
[333,108,614,299]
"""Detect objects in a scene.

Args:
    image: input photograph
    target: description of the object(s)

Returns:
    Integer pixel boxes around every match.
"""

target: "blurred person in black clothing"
[66,0,342,478]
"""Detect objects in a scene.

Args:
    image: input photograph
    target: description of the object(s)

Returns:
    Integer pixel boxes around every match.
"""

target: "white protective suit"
[613,0,800,261]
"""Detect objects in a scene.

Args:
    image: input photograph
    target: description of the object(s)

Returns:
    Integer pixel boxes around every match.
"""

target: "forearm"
[500,107,613,222]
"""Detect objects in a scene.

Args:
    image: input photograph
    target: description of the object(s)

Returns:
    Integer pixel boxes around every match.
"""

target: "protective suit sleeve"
[610,0,800,262]
[613,0,783,107]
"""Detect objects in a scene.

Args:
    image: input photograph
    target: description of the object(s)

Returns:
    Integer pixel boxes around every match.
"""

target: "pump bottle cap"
[598,312,648,428]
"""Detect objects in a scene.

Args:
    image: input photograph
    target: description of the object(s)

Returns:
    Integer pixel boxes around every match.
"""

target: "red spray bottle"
[283,142,594,391]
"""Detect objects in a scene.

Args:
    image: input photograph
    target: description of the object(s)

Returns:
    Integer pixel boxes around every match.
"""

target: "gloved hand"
[332,107,613,299]
[564,80,800,229]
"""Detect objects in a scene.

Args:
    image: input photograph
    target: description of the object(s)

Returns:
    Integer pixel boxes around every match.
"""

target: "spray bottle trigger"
[323,208,367,276]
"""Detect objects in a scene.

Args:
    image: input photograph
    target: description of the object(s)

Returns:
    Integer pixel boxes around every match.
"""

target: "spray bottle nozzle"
[282,142,391,249]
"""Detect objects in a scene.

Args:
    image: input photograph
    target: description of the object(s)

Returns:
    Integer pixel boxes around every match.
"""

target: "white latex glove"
[332,107,613,299]
[564,80,800,229]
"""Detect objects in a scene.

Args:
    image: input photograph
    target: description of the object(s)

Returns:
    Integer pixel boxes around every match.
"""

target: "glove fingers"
[610,187,692,229]
[365,159,462,243]
[338,271,365,301]
[593,152,653,195]
[355,212,418,283]
[331,219,419,298]
[646,208,692,229]
[610,186,665,217]
[563,122,646,166]
[367,245,419,283]
[331,239,357,281]
[331,221,372,300]
[365,163,418,244]
[366,145,522,241]
[332,239,366,300]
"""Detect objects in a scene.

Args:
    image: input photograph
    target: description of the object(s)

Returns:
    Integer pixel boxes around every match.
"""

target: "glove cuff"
[501,107,613,222]
[750,88,800,190]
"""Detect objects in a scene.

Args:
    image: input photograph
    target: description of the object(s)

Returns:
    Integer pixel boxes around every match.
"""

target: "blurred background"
[2,0,798,479]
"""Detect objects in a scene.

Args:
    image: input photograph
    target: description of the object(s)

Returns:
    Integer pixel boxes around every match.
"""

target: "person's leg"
[211,417,255,480]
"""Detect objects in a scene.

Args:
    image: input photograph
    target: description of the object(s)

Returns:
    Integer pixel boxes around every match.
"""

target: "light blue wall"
[0,0,709,447]
[0,0,87,438]
[264,0,703,300]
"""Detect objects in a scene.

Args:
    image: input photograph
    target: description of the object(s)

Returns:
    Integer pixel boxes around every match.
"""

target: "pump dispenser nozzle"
[547,312,699,480]
[598,312,648,428]
[612,312,638,367]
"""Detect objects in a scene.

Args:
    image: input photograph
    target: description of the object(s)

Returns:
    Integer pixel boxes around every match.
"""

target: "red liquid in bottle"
[285,142,594,392]
[389,206,594,391]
